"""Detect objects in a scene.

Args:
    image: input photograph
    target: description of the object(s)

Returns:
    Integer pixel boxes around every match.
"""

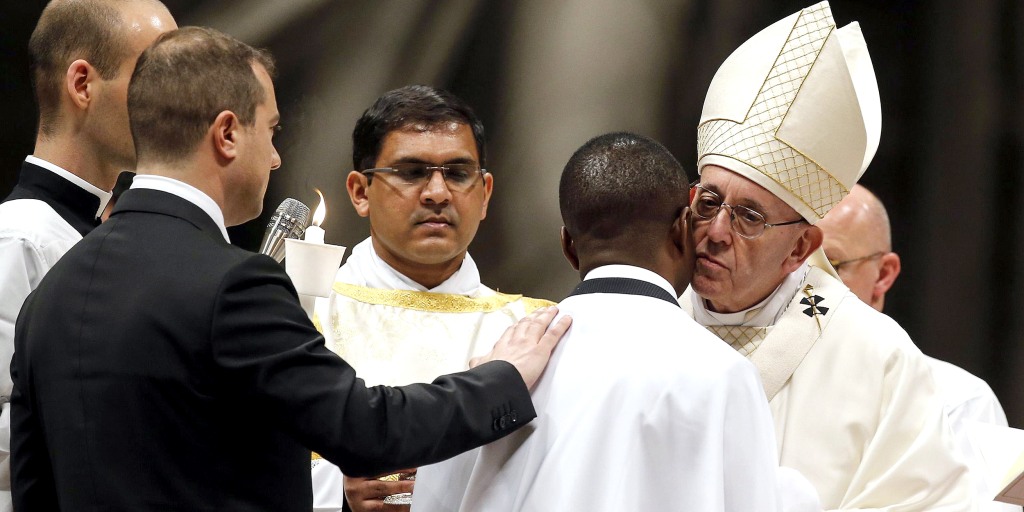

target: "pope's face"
[690,165,808,312]
[356,123,492,275]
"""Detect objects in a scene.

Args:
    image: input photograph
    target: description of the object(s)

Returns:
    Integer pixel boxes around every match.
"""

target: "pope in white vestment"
[310,238,552,510]
[686,2,975,510]
[414,265,785,512]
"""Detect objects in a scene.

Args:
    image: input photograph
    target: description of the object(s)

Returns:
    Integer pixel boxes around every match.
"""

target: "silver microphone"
[259,198,311,263]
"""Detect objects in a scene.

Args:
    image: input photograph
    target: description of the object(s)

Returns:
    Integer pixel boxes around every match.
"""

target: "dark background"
[4,1,1023,424]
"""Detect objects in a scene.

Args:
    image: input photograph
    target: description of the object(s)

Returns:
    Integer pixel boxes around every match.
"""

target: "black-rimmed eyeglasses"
[690,182,806,240]
[361,163,486,193]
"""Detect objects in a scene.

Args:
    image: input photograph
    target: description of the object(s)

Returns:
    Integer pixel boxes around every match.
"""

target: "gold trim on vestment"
[312,311,323,334]
[331,282,554,313]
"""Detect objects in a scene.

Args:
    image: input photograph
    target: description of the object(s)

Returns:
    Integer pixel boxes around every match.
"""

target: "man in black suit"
[11,26,569,511]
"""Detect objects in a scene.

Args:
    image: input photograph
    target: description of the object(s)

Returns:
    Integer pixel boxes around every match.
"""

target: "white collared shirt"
[130,175,230,243]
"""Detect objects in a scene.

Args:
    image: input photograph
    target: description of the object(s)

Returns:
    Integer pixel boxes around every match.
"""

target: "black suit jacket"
[11,189,534,511]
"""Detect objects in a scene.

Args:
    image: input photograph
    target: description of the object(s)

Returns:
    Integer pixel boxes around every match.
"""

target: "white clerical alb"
[309,238,551,511]
[0,156,111,512]
[413,265,801,512]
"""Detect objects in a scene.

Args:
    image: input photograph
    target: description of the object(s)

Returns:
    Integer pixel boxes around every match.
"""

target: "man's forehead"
[700,165,791,212]
[380,123,478,161]
[120,1,176,49]
[399,120,464,133]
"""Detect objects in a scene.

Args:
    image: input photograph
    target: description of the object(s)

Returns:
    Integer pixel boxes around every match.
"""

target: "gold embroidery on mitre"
[698,3,847,219]
[706,325,772,357]
[331,282,547,313]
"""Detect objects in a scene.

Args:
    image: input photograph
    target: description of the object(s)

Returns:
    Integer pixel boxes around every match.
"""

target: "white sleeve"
[0,235,50,512]
[311,458,346,511]
[0,236,47,390]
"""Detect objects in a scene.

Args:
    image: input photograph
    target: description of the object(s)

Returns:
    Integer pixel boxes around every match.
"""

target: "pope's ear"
[346,170,370,218]
[785,224,822,274]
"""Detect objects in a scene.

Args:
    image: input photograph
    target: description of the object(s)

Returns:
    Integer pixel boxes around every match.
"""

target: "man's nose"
[421,169,452,204]
[705,207,733,244]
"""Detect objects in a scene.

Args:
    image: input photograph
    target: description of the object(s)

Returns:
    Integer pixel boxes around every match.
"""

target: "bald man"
[0,2,175,510]
[819,184,1016,512]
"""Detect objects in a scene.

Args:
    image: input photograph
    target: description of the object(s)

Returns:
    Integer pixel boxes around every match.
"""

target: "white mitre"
[697,1,881,223]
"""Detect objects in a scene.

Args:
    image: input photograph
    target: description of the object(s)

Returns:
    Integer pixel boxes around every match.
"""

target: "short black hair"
[351,85,486,171]
[559,132,689,240]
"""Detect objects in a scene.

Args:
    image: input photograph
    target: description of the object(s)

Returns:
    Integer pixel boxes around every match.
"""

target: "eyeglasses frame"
[360,164,487,192]
[828,251,886,271]
[689,182,806,240]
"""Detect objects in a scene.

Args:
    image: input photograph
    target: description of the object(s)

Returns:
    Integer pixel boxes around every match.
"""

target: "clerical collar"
[337,237,482,296]
[691,261,810,327]
[129,175,231,243]
[583,265,677,300]
[24,156,113,218]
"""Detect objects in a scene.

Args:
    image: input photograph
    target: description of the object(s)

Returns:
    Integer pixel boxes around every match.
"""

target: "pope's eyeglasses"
[690,183,806,240]
[362,163,486,193]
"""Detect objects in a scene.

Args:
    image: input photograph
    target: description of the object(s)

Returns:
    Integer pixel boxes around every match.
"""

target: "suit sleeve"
[209,255,536,477]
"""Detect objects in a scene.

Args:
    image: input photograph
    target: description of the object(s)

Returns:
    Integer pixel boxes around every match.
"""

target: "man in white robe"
[682,2,976,510]
[311,85,552,512]
[413,132,817,512]
[818,184,1017,512]
[0,3,175,511]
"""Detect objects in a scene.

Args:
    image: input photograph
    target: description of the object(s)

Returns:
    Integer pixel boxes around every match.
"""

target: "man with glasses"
[818,185,1015,511]
[311,85,552,512]
[682,2,974,510]
[816,185,899,311]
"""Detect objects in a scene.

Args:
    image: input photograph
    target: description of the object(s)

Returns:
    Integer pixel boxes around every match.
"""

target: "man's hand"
[343,469,416,512]
[470,306,571,389]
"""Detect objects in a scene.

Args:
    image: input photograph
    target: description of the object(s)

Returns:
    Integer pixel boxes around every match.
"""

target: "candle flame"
[312,189,326,227]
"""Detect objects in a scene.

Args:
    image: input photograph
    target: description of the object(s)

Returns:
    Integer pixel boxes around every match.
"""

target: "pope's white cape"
[684,267,976,511]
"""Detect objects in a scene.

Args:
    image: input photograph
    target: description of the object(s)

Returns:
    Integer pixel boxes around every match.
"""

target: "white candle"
[304,225,324,243]
[305,188,327,244]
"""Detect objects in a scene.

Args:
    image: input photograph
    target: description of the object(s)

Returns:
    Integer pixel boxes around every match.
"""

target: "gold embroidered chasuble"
[308,246,552,511]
